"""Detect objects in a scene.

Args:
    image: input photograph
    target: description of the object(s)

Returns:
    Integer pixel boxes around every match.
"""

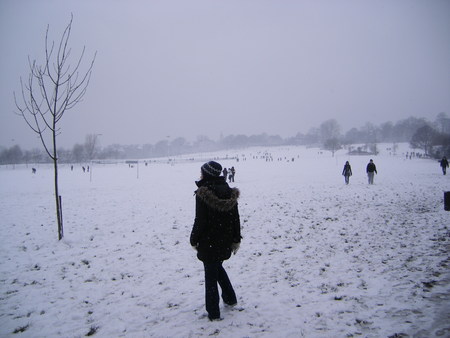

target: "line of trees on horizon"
[2,113,450,165]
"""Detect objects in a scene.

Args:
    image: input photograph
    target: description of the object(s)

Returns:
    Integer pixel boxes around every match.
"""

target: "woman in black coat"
[342,161,352,184]
[190,161,241,321]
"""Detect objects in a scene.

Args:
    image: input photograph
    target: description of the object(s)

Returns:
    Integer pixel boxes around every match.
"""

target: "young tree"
[14,15,96,240]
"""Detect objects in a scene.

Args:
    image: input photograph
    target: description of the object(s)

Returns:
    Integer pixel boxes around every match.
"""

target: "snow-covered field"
[1,144,449,338]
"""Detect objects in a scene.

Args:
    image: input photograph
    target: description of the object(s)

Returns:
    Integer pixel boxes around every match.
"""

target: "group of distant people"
[222,166,236,182]
[342,156,450,184]
[341,159,378,185]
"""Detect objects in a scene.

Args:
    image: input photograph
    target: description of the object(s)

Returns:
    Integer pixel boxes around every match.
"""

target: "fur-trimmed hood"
[195,186,240,212]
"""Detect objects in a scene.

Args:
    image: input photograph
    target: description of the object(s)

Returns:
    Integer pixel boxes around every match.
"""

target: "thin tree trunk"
[54,157,62,240]
[53,124,63,240]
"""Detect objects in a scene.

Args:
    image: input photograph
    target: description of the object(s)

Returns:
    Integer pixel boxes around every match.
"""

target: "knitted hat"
[201,161,222,177]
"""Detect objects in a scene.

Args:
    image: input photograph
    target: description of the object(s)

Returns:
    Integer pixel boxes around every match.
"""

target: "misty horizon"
[0,114,442,152]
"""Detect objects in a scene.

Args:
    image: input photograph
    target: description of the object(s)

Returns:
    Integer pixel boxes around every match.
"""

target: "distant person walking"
[342,161,352,184]
[229,166,236,182]
[440,156,449,175]
[366,159,377,184]
[190,161,241,321]
[222,167,228,179]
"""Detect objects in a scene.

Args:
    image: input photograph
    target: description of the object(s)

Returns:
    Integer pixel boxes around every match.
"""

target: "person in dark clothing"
[190,161,242,321]
[229,166,235,182]
[366,159,377,184]
[222,167,228,179]
[440,156,449,175]
[342,161,352,184]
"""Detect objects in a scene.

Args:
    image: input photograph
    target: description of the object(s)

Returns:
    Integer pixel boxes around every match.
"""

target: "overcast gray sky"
[1,0,449,149]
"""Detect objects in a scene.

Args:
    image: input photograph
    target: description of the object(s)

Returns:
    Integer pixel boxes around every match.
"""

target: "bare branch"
[44,25,57,85]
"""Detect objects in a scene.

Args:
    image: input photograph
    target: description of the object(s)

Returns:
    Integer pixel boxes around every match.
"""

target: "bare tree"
[72,143,86,163]
[323,138,342,157]
[319,119,341,144]
[14,15,96,240]
[84,133,101,161]
[435,112,450,134]
[410,125,438,156]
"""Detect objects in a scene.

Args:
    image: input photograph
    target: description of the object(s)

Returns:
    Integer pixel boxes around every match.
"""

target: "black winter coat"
[342,164,352,176]
[366,163,377,173]
[190,176,241,263]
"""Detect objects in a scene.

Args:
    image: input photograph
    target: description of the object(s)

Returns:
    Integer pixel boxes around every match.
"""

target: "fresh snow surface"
[1,144,449,338]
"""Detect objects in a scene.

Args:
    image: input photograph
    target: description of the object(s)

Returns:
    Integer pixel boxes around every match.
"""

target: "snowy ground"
[0,144,449,338]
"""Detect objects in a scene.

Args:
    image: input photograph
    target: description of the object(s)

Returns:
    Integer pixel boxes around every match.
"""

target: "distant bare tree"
[319,119,341,144]
[14,15,96,240]
[323,138,342,157]
[170,137,189,156]
[72,143,85,163]
[0,145,23,166]
[435,112,450,134]
[84,134,101,161]
[410,125,437,156]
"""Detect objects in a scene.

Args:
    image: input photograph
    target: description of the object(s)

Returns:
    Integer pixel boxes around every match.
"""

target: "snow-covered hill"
[1,144,449,337]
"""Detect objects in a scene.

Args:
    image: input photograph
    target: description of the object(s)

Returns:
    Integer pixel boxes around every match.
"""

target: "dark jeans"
[203,261,237,319]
